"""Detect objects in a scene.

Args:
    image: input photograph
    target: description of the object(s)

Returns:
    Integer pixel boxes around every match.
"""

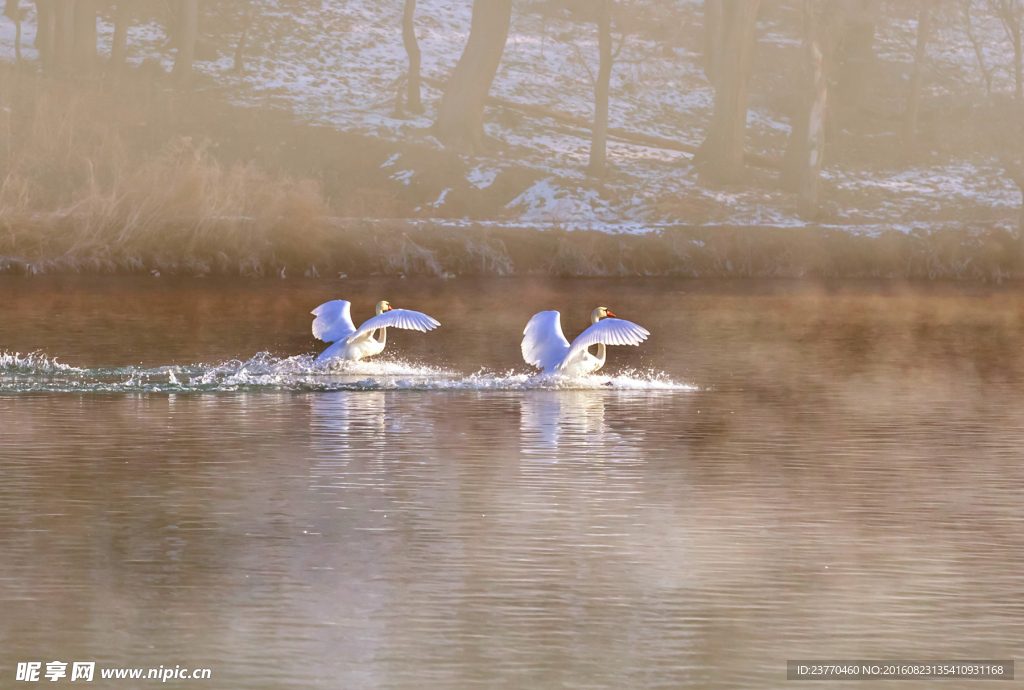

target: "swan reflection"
[308,391,436,463]
[519,390,614,458]
[311,391,387,445]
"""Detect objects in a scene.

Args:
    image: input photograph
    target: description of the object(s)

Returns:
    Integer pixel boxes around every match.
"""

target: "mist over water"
[2,277,1023,688]
[2,0,1023,684]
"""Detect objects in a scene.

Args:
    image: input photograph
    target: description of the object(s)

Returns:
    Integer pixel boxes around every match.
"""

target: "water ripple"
[0,351,695,394]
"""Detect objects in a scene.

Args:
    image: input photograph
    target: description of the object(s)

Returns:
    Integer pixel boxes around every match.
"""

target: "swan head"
[375,300,394,315]
[591,306,615,324]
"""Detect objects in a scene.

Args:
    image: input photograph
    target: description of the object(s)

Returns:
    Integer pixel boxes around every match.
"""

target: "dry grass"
[0,65,331,275]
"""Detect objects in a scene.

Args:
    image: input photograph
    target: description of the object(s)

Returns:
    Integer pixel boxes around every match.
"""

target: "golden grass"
[0,66,331,275]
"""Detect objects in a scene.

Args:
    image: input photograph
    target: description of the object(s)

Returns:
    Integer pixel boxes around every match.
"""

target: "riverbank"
[1,218,1021,281]
[0,63,1019,281]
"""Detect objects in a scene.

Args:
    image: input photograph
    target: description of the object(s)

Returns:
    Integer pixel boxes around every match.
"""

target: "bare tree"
[964,0,994,97]
[72,0,97,69]
[902,0,933,144]
[990,0,1024,99]
[693,0,760,184]
[588,0,613,177]
[233,0,253,74]
[833,16,876,117]
[171,0,198,86]
[402,0,423,114]
[703,0,723,83]
[432,0,513,153]
[781,0,846,216]
[110,0,131,69]
[4,0,22,61]
[982,101,1024,233]
[967,2,1024,232]
[34,0,54,70]
[53,0,73,69]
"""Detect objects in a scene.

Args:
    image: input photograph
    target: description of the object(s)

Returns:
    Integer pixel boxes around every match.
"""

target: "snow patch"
[390,170,415,185]
[467,165,500,190]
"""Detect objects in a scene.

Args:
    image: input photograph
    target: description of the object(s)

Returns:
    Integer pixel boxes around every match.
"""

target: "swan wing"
[522,311,571,371]
[311,300,356,343]
[346,309,440,343]
[561,318,650,369]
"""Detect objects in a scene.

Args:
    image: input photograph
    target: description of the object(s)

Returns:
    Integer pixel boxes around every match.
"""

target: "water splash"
[0,351,695,394]
[405,368,694,391]
[0,351,83,375]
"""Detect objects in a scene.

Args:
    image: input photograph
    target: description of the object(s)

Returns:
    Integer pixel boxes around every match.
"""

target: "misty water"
[1,277,1022,688]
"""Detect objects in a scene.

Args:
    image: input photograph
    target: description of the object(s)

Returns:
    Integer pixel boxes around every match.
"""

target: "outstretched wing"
[346,309,440,343]
[561,318,650,370]
[522,311,571,372]
[311,300,356,343]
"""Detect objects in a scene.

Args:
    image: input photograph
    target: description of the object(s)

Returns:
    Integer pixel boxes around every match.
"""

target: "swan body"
[312,300,440,363]
[522,307,650,377]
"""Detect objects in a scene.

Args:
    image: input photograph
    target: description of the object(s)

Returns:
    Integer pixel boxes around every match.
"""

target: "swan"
[311,300,440,363]
[521,307,650,377]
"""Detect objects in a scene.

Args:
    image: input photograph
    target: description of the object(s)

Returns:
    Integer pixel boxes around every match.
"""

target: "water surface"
[1,277,1022,688]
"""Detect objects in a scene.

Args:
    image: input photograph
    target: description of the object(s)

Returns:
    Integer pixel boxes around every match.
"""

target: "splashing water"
[0,351,84,375]
[0,351,695,394]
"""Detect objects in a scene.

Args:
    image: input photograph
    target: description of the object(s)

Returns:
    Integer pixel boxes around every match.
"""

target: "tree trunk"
[782,0,844,216]
[902,0,930,143]
[171,0,198,86]
[5,0,21,61]
[703,0,723,83]
[993,0,1024,100]
[587,0,613,178]
[402,0,423,114]
[53,0,73,69]
[13,9,21,61]
[110,0,130,68]
[964,1,994,98]
[694,0,760,184]
[1016,29,1023,101]
[1001,154,1024,233]
[233,0,252,74]
[34,0,54,70]
[797,40,827,216]
[72,0,97,69]
[834,19,874,124]
[432,0,512,153]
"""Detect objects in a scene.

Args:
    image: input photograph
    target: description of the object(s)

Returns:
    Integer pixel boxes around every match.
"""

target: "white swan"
[312,300,440,363]
[522,307,650,377]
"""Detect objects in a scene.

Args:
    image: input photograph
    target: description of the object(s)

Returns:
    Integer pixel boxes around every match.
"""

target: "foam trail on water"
[0,351,83,375]
[0,351,695,393]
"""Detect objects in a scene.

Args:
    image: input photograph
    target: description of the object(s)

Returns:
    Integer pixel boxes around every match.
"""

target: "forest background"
[0,0,1021,279]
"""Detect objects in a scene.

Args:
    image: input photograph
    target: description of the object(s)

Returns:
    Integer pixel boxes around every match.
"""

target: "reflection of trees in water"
[5,375,1024,685]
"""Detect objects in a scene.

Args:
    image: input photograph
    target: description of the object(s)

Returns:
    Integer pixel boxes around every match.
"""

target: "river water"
[1,277,1022,688]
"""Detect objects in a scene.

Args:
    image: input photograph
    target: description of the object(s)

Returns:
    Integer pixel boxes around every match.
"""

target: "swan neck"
[377,326,387,346]
[596,342,606,369]
[591,308,602,325]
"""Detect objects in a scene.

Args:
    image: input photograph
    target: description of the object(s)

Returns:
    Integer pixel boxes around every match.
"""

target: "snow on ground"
[832,163,1018,209]
[0,0,1019,230]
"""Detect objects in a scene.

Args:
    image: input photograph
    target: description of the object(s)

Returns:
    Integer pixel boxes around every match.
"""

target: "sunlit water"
[1,277,1022,688]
